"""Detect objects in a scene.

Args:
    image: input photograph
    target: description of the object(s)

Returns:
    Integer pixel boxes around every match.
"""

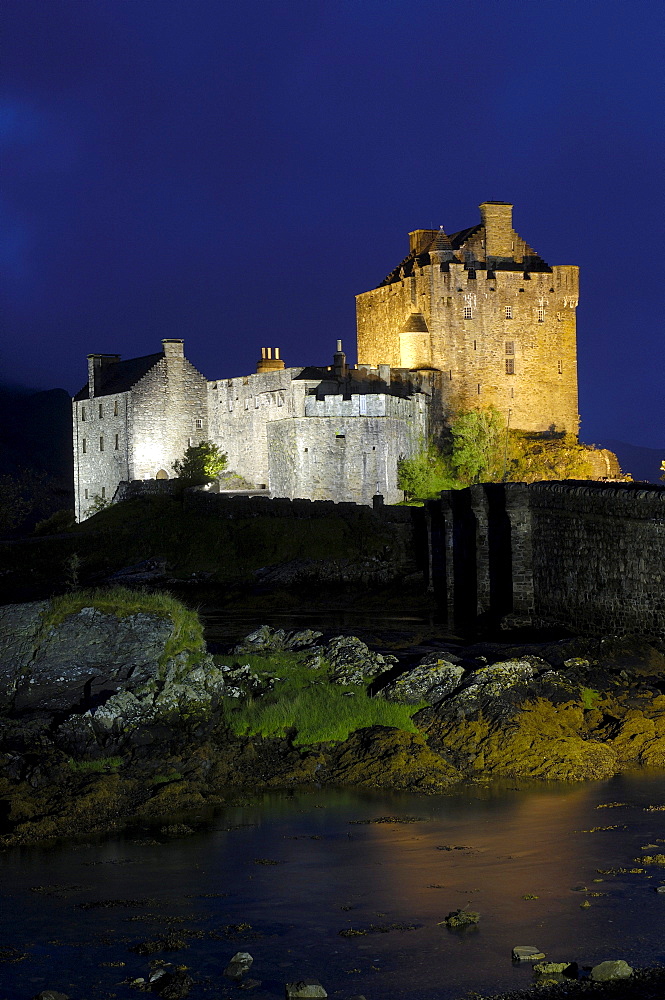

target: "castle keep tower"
[356,202,579,434]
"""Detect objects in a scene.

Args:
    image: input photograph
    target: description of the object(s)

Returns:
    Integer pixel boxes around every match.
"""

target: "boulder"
[232,626,322,654]
[512,945,546,961]
[440,659,540,721]
[224,951,254,980]
[0,603,174,715]
[590,960,633,981]
[384,655,464,705]
[325,636,397,685]
[285,982,327,999]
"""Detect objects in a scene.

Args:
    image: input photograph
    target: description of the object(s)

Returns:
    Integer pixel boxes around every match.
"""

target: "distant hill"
[0,384,74,533]
[0,384,73,482]
[598,439,663,484]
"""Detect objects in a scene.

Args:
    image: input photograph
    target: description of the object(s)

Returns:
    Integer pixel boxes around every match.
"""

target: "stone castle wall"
[268,410,425,505]
[128,353,208,482]
[207,368,308,488]
[433,482,665,636]
[72,393,131,520]
[357,264,579,434]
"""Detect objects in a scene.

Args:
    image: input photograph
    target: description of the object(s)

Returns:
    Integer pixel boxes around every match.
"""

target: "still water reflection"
[2,773,665,999]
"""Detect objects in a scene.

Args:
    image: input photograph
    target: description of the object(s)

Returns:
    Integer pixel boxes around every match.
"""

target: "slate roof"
[377,220,551,287]
[73,352,163,401]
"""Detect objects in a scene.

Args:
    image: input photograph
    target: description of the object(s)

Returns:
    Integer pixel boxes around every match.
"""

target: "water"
[199,605,459,651]
[2,772,665,999]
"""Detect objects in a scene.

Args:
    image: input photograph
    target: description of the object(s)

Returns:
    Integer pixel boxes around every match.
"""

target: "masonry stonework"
[73,201,585,517]
[433,483,665,636]
[356,202,579,434]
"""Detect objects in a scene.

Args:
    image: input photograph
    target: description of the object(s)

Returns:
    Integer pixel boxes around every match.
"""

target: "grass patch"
[68,756,124,774]
[581,686,600,710]
[217,649,425,746]
[148,772,184,786]
[41,587,205,668]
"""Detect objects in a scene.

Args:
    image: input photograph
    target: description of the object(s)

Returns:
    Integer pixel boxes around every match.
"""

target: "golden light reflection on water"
[4,776,665,1000]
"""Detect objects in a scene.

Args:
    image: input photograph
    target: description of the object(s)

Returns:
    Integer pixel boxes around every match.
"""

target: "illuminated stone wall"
[207,368,309,488]
[72,342,207,520]
[268,393,427,505]
[72,393,131,520]
[356,203,579,435]
[128,353,208,481]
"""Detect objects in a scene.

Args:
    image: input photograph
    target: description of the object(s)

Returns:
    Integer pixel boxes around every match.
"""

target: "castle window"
[244,398,250,410]
[84,488,88,500]
[463,306,473,319]
[98,403,103,418]
[473,340,477,350]
[506,358,515,375]
[99,436,104,451]
[336,433,345,441]
[505,305,513,319]
[81,407,86,421]
[558,360,563,374]
[195,417,203,429]
[114,434,119,450]
[101,487,106,499]
[538,306,545,322]
[505,340,514,355]
[467,270,476,280]
[228,400,233,412]
[557,311,563,321]
[477,383,481,394]
[114,399,118,416]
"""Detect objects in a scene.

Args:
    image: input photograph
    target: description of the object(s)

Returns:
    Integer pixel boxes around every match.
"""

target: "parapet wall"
[433,481,665,636]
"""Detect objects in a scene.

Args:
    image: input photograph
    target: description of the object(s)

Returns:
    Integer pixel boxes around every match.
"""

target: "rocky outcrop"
[0,602,175,715]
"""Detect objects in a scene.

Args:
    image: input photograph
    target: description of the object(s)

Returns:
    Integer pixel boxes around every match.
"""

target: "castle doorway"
[156,469,169,480]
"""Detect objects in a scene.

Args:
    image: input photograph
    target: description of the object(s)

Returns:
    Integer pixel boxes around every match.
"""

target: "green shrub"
[33,509,77,536]
[173,441,227,484]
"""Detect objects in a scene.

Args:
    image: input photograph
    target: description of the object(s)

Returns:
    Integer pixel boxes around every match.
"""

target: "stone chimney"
[162,339,185,358]
[333,340,347,379]
[87,354,120,398]
[256,347,285,373]
[479,202,514,258]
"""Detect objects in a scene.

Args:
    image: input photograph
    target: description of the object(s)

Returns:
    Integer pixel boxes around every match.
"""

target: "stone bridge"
[427,481,665,636]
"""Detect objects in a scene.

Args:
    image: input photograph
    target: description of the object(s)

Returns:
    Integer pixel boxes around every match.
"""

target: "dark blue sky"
[2,0,663,448]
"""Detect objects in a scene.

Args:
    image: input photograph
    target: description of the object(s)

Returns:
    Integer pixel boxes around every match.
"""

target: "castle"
[72,202,579,520]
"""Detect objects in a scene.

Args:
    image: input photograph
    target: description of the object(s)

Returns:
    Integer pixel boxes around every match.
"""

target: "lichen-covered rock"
[425,698,619,781]
[443,909,479,928]
[232,625,322,654]
[441,659,538,721]
[590,960,633,981]
[327,725,460,790]
[383,655,464,705]
[325,636,397,685]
